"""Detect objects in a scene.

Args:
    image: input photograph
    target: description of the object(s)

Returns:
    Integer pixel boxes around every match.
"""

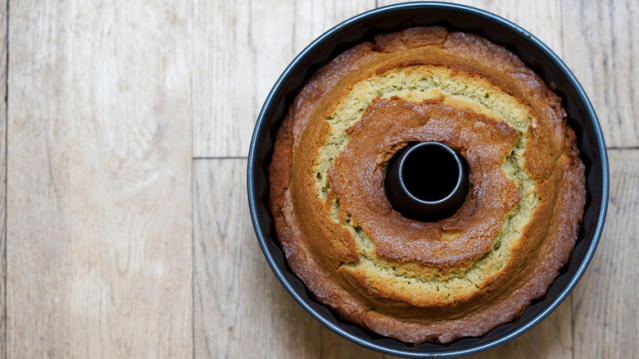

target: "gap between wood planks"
[193,156,249,160]
[2,0,8,357]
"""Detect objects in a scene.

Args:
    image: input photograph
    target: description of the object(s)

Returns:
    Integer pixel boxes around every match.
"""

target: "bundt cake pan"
[247,2,608,357]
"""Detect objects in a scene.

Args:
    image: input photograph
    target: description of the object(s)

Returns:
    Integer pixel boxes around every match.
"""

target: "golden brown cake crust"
[269,27,586,344]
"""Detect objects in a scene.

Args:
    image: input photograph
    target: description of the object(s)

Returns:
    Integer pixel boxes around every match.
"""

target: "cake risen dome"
[269,27,585,344]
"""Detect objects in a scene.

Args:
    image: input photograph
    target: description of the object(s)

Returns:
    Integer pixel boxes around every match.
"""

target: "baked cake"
[269,27,585,343]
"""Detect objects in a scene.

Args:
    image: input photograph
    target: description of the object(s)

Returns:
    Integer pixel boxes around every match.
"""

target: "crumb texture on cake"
[269,27,585,344]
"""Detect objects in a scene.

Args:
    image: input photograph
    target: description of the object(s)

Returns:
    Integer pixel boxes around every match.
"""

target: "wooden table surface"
[1,0,636,358]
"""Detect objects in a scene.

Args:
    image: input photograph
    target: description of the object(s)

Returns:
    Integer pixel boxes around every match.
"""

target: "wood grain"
[6,1,192,357]
[0,0,6,357]
[193,159,386,358]
[561,0,639,147]
[191,0,374,157]
[572,150,639,359]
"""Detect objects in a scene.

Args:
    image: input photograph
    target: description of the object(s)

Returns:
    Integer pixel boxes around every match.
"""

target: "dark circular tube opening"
[385,142,469,222]
[401,144,460,202]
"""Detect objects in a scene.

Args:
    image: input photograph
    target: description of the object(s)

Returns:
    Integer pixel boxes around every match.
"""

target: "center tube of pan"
[384,142,469,222]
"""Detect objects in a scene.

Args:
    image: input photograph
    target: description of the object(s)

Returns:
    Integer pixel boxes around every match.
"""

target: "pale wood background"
[1,0,637,358]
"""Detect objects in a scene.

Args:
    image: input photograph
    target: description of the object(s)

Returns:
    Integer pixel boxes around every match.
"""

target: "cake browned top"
[269,27,585,343]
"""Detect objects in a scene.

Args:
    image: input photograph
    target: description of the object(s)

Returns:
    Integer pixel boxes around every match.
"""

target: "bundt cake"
[268,27,585,343]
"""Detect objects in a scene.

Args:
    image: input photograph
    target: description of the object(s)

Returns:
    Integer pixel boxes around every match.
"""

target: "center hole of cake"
[401,144,460,202]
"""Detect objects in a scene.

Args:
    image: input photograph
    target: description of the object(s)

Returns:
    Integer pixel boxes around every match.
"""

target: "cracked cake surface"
[268,26,585,343]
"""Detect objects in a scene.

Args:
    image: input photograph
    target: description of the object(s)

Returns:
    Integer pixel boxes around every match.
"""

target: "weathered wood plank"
[193,159,384,358]
[191,0,374,157]
[572,150,639,358]
[6,1,192,357]
[562,0,639,147]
